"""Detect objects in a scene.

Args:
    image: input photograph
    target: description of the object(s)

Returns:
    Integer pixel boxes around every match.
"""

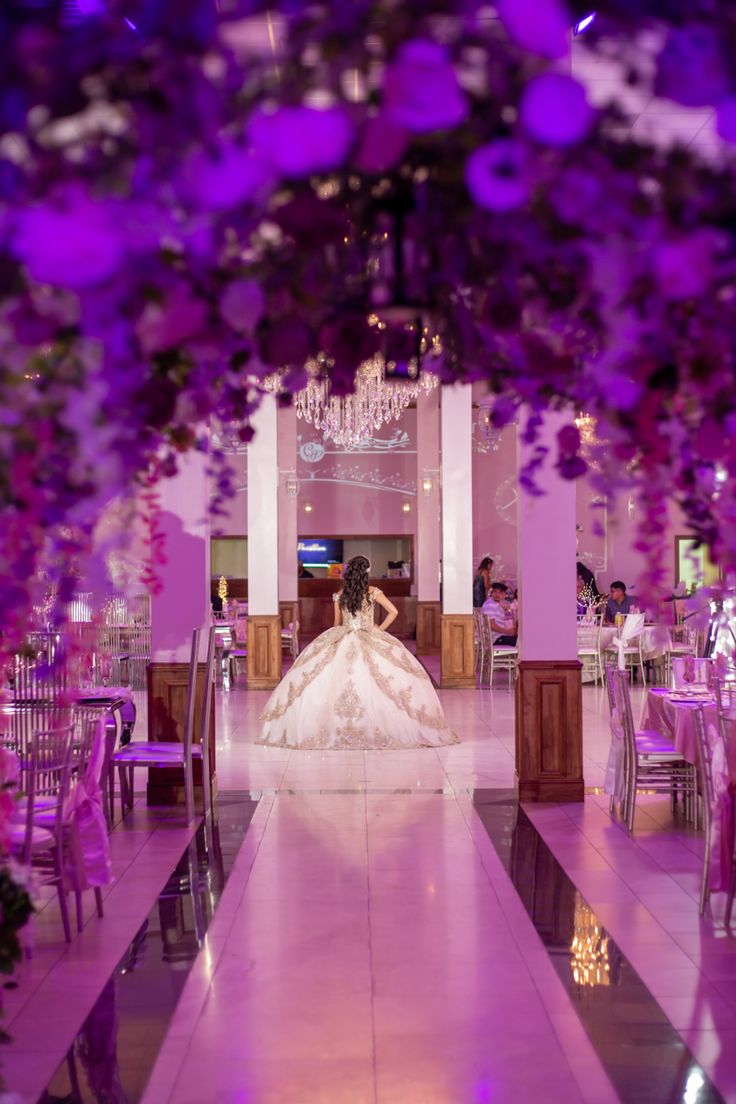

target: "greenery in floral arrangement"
[1,0,736,645]
[0,868,34,1043]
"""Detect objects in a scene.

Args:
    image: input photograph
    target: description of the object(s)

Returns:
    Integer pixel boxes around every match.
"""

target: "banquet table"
[641,687,733,768]
[74,687,136,742]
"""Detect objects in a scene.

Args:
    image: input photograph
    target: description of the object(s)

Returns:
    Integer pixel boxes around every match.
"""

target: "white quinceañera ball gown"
[258,588,458,750]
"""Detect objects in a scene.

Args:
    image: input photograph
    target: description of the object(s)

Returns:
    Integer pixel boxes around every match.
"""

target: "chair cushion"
[635,729,680,756]
[113,742,185,764]
[10,823,55,853]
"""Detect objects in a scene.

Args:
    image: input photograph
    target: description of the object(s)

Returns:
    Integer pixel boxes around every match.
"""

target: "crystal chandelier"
[265,347,439,451]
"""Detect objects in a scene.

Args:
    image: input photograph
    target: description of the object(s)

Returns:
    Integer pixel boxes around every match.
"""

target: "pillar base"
[515,660,583,803]
[416,601,441,654]
[440,614,476,689]
[146,661,216,808]
[247,615,282,689]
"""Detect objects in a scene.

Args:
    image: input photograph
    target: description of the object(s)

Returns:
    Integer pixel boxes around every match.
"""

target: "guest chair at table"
[714,678,736,924]
[690,707,731,917]
[666,627,703,683]
[604,613,647,685]
[112,627,215,823]
[474,610,489,684]
[11,724,76,943]
[578,613,605,687]
[480,615,517,689]
[671,657,713,689]
[281,620,300,659]
[607,667,696,832]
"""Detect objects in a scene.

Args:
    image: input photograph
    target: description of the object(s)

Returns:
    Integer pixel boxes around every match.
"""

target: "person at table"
[481,582,517,645]
[605,580,635,624]
[473,556,494,608]
[576,575,588,617]
[576,560,600,600]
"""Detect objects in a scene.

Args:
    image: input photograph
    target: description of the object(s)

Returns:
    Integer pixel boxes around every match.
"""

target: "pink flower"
[135,284,209,355]
[14,185,123,290]
[497,0,571,60]
[220,279,265,334]
[178,140,274,211]
[465,139,530,212]
[247,106,354,177]
[382,40,468,133]
[653,233,717,300]
[520,73,594,147]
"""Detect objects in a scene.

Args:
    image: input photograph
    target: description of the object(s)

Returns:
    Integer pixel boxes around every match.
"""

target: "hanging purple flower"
[178,140,274,211]
[465,139,530,212]
[716,97,736,143]
[355,113,408,174]
[220,279,265,334]
[135,284,209,355]
[382,40,468,133]
[653,232,717,301]
[14,185,123,290]
[247,105,354,177]
[319,312,381,377]
[520,73,594,147]
[257,315,315,368]
[497,0,571,60]
[656,26,731,109]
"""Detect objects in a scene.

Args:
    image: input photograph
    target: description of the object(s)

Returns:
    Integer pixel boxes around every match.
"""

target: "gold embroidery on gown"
[258,588,458,750]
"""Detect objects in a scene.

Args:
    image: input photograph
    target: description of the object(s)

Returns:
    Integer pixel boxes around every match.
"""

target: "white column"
[247,395,279,616]
[516,409,577,660]
[151,449,210,663]
[416,387,441,602]
[277,405,298,604]
[441,384,473,615]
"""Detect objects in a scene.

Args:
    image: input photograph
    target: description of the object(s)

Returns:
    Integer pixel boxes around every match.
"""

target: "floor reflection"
[473,790,724,1104]
[39,794,258,1104]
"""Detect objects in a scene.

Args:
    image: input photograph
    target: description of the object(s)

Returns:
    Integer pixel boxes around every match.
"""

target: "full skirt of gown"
[258,625,458,750]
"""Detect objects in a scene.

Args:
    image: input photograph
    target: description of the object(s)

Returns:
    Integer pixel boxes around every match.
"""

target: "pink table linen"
[643,688,735,892]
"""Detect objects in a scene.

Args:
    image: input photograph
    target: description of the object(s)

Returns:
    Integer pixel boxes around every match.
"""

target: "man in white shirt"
[481,583,517,645]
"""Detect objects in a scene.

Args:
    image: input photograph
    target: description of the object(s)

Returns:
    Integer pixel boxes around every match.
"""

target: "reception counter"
[298,578,414,638]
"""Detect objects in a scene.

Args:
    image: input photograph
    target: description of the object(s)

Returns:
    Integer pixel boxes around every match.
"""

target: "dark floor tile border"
[38,792,258,1104]
[473,788,726,1104]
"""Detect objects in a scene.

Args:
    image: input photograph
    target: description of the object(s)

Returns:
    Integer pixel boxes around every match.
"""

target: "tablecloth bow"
[612,613,645,670]
[63,716,112,891]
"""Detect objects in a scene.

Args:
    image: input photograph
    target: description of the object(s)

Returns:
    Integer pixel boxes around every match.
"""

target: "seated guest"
[473,556,494,608]
[481,582,517,645]
[605,580,635,624]
[576,560,600,599]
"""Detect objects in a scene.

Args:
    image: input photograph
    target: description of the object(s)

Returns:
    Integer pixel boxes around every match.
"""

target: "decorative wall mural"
[298,429,413,465]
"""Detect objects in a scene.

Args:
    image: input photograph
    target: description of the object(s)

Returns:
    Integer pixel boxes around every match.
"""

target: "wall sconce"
[304,501,313,514]
[282,471,299,498]
[421,469,439,496]
[402,501,411,514]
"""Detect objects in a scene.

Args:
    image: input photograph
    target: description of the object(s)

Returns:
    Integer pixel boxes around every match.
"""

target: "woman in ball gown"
[258,555,458,750]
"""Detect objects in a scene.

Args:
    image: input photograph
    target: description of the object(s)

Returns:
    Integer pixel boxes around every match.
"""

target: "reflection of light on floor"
[684,1067,706,1104]
[571,897,611,988]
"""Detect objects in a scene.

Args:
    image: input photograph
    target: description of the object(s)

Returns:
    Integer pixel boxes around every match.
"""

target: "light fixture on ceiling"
[573,12,597,35]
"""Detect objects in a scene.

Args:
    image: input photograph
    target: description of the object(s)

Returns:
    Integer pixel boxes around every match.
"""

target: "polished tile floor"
[7,675,736,1103]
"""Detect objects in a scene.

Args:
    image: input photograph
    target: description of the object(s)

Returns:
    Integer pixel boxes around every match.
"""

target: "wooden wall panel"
[246,615,282,689]
[416,601,441,654]
[440,614,476,689]
[146,661,216,808]
[515,660,583,802]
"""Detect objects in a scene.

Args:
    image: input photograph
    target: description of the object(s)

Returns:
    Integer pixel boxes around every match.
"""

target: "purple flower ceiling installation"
[1,0,736,638]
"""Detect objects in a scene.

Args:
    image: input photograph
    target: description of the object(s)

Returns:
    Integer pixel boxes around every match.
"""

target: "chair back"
[672,657,713,689]
[73,705,107,787]
[714,678,736,752]
[182,629,200,758]
[603,661,616,715]
[620,613,645,645]
[692,707,717,842]
[12,633,67,774]
[200,626,216,766]
[479,614,493,653]
[22,724,75,865]
[611,669,636,765]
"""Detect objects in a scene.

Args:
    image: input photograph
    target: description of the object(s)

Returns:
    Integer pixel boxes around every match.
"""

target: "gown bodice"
[335,590,375,632]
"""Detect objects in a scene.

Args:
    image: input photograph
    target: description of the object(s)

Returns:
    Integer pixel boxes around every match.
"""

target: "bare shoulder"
[369,586,383,598]
[333,590,342,602]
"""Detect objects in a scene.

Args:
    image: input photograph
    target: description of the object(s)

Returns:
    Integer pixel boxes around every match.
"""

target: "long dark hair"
[339,555,371,614]
[476,556,493,576]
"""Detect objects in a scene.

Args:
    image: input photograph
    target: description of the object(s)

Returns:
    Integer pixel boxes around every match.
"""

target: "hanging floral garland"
[1,0,736,644]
